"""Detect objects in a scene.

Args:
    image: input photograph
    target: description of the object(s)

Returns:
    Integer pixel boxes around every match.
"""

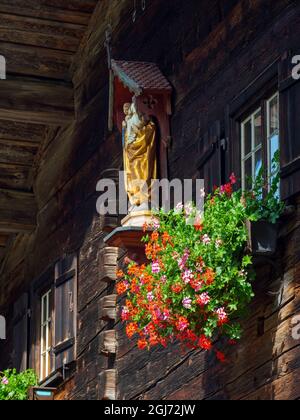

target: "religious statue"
[122,100,157,213]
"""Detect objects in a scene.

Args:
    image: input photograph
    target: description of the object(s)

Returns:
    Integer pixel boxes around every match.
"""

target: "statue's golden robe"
[124,121,157,206]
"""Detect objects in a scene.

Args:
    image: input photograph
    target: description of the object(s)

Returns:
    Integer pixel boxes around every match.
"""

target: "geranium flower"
[152,261,161,274]
[1,377,8,385]
[216,351,227,363]
[230,173,237,185]
[172,284,183,294]
[160,275,167,284]
[202,234,211,245]
[116,280,129,295]
[182,297,192,309]
[176,316,189,332]
[126,322,139,338]
[216,307,228,325]
[196,293,211,306]
[220,183,233,196]
[138,339,148,350]
[204,268,215,285]
[199,335,212,351]
[147,292,155,302]
[182,270,194,284]
[121,306,130,321]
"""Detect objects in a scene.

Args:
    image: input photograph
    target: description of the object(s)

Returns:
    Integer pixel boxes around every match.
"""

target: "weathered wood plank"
[0,0,98,20]
[98,370,117,400]
[100,295,117,322]
[0,42,72,80]
[0,12,85,49]
[0,234,9,247]
[0,121,45,143]
[0,164,30,190]
[0,188,36,233]
[0,77,74,125]
[0,141,37,166]
[99,330,117,356]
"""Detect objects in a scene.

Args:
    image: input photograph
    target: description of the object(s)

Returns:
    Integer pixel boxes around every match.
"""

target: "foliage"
[244,151,285,224]
[116,162,284,361]
[0,369,37,400]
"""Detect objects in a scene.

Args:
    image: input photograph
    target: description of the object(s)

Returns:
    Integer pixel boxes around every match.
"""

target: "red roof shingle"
[111,60,172,94]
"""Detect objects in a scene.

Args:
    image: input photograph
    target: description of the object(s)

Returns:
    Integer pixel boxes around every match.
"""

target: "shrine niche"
[109,60,172,227]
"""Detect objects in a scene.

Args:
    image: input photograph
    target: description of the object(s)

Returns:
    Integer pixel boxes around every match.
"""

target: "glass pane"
[255,149,262,179]
[243,119,252,156]
[270,134,279,169]
[254,110,262,147]
[269,96,279,137]
[244,158,252,189]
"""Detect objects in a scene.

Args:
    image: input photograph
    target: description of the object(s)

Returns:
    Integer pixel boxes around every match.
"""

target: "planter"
[246,220,278,257]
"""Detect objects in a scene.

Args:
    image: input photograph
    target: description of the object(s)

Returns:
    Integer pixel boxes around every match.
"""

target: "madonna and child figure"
[122,100,157,214]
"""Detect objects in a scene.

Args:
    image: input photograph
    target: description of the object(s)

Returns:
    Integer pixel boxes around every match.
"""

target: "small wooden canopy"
[110,60,172,179]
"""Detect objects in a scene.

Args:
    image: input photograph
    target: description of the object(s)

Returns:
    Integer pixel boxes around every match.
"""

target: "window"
[40,290,52,381]
[267,93,279,180]
[241,92,279,190]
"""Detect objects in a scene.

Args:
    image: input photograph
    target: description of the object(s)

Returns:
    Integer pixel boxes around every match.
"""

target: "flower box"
[246,220,278,257]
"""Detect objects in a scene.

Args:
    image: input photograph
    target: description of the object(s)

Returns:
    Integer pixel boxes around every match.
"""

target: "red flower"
[172,284,183,294]
[216,351,226,363]
[199,335,212,351]
[138,339,148,350]
[194,223,204,232]
[116,281,129,295]
[230,173,237,185]
[126,323,138,338]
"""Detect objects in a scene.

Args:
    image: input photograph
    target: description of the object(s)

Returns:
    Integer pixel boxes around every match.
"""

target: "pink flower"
[147,292,154,302]
[160,275,167,284]
[230,173,237,185]
[1,377,8,385]
[202,234,211,245]
[162,309,170,321]
[197,293,211,306]
[182,297,192,309]
[176,317,189,332]
[121,306,130,321]
[152,261,160,274]
[216,307,228,325]
[182,270,194,284]
[178,249,190,270]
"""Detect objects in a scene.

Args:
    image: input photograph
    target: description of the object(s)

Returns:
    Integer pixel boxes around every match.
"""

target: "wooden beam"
[0,141,37,166]
[0,163,30,190]
[0,188,36,233]
[0,13,85,52]
[0,234,9,247]
[0,77,74,125]
[0,1,97,25]
[0,120,45,143]
[0,42,72,80]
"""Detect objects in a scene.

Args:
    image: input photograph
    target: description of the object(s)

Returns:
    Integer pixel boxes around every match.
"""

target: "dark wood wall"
[0,0,300,400]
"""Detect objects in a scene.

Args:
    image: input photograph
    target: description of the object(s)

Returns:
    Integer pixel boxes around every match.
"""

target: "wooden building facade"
[0,0,300,400]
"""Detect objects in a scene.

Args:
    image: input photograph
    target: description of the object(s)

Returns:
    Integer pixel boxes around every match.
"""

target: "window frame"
[40,289,53,382]
[227,62,279,190]
[241,107,263,190]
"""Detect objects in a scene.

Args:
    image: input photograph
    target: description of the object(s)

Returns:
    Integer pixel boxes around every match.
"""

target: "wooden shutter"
[54,254,77,370]
[12,293,28,372]
[279,52,300,199]
[197,121,222,193]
